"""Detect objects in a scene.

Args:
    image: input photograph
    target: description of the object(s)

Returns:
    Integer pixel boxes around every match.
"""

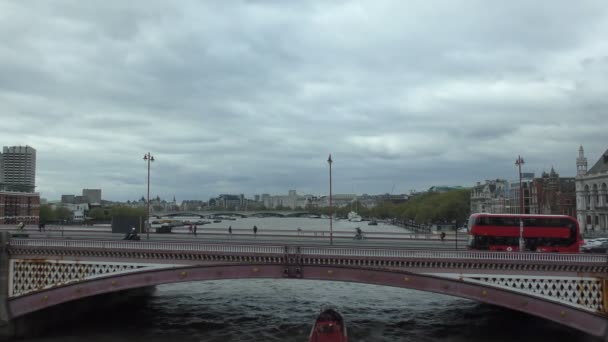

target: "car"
[582,240,608,253]
[582,238,608,248]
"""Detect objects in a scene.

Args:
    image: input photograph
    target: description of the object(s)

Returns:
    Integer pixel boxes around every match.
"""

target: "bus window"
[468,216,477,227]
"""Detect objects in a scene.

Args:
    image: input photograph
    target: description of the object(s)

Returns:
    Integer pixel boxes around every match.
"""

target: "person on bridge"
[354,227,363,240]
[253,225,258,236]
[228,226,232,235]
[440,231,446,242]
[193,224,197,236]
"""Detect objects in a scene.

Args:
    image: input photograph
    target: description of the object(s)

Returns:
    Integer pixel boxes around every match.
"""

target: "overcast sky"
[1,1,607,202]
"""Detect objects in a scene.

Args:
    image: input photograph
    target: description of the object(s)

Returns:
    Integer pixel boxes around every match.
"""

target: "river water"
[22,218,598,342]
[171,216,408,233]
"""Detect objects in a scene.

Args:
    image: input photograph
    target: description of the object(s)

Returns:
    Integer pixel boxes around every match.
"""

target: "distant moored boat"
[347,211,362,222]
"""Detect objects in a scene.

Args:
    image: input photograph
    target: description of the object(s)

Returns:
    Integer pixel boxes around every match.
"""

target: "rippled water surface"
[24,280,597,342]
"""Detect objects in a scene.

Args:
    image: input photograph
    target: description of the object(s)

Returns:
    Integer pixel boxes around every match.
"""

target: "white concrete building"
[575,146,608,232]
[63,203,90,222]
[470,179,509,214]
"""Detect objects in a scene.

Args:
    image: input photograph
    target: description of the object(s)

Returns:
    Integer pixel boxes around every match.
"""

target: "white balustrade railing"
[9,239,286,255]
[8,239,608,264]
[298,247,608,263]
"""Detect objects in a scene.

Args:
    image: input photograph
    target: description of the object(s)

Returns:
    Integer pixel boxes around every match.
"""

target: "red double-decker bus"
[467,213,582,253]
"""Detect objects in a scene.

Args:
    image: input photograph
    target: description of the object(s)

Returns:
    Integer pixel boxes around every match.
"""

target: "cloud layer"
[1,1,607,201]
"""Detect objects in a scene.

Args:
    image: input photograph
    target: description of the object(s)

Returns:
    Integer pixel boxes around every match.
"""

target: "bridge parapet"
[9,238,608,264]
[4,238,608,339]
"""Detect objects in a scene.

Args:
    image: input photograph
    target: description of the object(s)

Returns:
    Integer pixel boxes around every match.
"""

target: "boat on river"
[347,211,362,222]
[309,308,348,342]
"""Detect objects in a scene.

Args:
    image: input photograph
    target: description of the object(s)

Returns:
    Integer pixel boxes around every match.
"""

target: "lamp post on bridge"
[144,152,155,240]
[328,154,333,246]
[515,155,525,252]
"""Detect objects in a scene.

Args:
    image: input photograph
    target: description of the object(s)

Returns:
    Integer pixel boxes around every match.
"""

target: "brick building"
[532,168,576,217]
[0,191,40,224]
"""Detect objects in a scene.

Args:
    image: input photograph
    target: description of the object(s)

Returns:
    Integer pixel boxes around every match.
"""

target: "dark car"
[582,241,608,253]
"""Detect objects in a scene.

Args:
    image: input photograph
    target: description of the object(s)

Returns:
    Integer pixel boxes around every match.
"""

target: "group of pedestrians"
[15,221,47,232]
[225,225,258,236]
[188,224,259,237]
[188,224,198,236]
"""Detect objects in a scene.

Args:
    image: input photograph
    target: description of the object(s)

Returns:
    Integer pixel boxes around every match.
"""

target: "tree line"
[39,205,147,223]
[308,189,471,225]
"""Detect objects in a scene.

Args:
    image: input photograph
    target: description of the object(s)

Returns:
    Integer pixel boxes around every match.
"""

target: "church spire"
[577,145,587,176]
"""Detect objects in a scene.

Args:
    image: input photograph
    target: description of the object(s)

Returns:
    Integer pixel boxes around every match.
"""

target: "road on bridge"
[0,226,468,250]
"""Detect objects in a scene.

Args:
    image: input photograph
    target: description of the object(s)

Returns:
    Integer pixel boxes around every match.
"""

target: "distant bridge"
[2,235,608,339]
[155,211,315,218]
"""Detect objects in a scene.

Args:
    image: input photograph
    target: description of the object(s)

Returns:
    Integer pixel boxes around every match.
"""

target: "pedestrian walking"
[193,224,197,236]
[253,225,258,236]
[440,231,446,242]
[228,226,232,235]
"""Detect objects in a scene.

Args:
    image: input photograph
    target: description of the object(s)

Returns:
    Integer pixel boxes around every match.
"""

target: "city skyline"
[1,2,607,201]
[42,153,589,203]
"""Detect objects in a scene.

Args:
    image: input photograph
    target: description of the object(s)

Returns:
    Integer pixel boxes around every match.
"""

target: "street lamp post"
[515,155,525,251]
[144,152,155,240]
[328,154,333,245]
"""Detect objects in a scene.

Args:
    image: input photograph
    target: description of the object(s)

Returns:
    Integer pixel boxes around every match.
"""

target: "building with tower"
[575,146,608,232]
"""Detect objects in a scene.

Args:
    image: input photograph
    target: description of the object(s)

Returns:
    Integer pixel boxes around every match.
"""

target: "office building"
[83,189,102,204]
[1,146,36,192]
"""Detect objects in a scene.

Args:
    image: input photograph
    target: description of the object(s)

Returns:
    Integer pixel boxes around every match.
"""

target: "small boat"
[347,211,362,222]
[309,308,348,342]
[213,220,222,223]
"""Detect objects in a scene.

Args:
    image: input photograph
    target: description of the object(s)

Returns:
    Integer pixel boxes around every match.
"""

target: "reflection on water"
[23,280,597,342]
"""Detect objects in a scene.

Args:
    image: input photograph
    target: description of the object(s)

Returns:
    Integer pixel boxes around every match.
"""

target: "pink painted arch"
[8,264,608,338]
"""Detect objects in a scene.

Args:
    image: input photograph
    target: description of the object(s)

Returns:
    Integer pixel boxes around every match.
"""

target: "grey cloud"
[0,1,607,200]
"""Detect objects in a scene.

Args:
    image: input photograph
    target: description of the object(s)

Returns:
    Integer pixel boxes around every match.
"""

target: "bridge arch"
[249,212,286,217]
[8,264,607,338]
[207,212,248,218]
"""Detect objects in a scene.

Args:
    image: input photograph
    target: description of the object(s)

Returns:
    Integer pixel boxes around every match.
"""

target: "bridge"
[0,233,607,339]
[155,211,314,218]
